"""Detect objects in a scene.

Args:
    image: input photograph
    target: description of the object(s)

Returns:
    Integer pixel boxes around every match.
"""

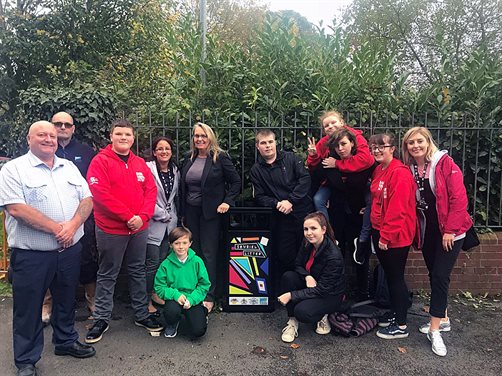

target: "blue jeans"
[313,185,331,220]
[359,192,372,243]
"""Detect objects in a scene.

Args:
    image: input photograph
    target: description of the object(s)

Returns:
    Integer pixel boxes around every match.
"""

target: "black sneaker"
[378,311,395,327]
[353,238,370,265]
[135,315,163,332]
[85,319,109,344]
[376,323,409,339]
[163,321,180,338]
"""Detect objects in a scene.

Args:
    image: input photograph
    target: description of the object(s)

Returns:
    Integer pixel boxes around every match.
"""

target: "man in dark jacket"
[250,129,313,287]
[41,112,98,324]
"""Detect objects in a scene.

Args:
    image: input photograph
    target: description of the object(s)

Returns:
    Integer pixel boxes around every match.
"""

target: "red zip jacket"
[87,145,157,235]
[370,158,416,247]
[307,126,373,173]
[429,151,472,236]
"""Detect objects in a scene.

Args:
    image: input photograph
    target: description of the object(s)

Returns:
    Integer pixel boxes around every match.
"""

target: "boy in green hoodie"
[154,227,211,338]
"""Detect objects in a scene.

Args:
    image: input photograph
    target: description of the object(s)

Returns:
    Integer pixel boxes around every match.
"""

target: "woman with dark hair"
[180,122,241,312]
[146,136,180,314]
[277,212,345,343]
[324,128,375,300]
[369,133,416,340]
[402,126,472,356]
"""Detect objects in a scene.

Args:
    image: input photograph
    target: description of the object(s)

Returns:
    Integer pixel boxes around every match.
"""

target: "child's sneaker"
[428,330,447,356]
[281,319,298,343]
[376,323,409,339]
[315,314,331,335]
[419,319,451,334]
[164,321,180,338]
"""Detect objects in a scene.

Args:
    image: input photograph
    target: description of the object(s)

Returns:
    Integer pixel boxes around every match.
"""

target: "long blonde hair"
[401,126,438,165]
[190,122,223,162]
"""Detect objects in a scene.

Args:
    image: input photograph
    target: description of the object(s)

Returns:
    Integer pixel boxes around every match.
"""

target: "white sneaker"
[281,321,298,343]
[316,314,331,335]
[428,330,447,357]
[419,319,451,334]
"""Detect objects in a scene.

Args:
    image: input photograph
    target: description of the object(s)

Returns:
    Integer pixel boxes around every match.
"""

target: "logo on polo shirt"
[136,172,145,182]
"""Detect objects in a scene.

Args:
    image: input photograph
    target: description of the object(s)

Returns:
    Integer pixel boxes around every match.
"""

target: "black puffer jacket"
[291,237,345,302]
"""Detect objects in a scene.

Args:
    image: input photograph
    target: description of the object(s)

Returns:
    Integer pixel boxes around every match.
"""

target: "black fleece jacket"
[250,150,313,219]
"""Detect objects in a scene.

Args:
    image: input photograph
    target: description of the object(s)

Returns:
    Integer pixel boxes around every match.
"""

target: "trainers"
[353,238,370,265]
[163,321,180,338]
[376,323,409,339]
[135,315,164,332]
[428,330,447,356]
[316,314,331,335]
[85,319,109,344]
[419,319,451,334]
[378,311,395,327]
[281,321,298,343]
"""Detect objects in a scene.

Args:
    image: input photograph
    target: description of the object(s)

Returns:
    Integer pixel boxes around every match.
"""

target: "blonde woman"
[180,123,241,312]
[402,127,472,357]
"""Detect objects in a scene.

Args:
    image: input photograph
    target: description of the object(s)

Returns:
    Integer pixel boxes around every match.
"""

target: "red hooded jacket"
[370,158,417,248]
[87,145,157,235]
[307,126,374,173]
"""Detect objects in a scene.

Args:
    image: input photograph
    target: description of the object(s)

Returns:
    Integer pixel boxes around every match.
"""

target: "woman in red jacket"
[402,126,472,357]
[369,133,416,340]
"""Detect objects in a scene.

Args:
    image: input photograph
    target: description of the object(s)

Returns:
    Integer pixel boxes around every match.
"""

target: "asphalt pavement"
[0,295,501,376]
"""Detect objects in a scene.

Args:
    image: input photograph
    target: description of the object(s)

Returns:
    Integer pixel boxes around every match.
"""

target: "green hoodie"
[154,248,211,306]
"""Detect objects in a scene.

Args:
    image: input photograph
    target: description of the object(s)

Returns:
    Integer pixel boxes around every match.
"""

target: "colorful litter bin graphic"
[225,234,274,312]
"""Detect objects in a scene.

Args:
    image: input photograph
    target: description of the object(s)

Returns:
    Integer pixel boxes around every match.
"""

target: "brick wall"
[405,232,502,295]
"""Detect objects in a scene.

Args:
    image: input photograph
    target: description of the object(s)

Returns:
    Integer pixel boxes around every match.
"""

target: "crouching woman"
[277,212,345,342]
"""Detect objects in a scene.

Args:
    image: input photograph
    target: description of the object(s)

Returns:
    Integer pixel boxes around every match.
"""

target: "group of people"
[0,110,472,376]
[277,113,472,360]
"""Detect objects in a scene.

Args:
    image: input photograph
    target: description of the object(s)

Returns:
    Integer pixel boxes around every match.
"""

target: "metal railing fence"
[126,110,501,229]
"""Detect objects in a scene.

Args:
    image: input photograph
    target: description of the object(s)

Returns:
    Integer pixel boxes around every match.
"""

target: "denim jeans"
[313,185,331,220]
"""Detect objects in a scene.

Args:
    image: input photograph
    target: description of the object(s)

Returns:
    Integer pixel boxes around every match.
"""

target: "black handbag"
[462,226,480,252]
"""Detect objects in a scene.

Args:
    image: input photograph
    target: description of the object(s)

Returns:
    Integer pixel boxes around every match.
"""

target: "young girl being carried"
[307,111,373,221]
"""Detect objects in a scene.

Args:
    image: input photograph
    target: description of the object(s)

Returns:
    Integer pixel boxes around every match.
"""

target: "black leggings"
[372,229,410,326]
[281,271,343,323]
[422,225,463,318]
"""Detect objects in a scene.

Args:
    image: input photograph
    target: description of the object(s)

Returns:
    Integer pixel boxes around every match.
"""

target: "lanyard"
[412,162,429,211]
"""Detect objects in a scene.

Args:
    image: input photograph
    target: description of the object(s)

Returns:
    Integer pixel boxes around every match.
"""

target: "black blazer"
[180,151,241,220]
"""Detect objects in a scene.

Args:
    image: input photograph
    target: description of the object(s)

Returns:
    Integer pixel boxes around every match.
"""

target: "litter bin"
[222,207,274,312]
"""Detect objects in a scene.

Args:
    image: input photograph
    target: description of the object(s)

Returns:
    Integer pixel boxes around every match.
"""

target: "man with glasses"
[0,121,96,376]
[85,119,163,344]
[40,112,98,325]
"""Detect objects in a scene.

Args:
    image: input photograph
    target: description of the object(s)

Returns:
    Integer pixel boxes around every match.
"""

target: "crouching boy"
[154,227,211,338]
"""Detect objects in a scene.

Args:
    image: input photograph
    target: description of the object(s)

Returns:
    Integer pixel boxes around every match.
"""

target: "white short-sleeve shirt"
[0,151,92,251]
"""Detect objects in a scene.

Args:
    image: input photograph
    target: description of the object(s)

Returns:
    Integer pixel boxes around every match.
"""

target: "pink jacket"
[429,151,473,237]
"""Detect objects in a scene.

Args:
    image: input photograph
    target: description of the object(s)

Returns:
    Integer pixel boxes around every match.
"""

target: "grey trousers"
[94,227,149,322]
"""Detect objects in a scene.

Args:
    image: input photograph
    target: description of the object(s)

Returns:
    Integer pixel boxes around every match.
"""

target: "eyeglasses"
[370,145,393,153]
[53,122,74,129]
[155,148,171,152]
